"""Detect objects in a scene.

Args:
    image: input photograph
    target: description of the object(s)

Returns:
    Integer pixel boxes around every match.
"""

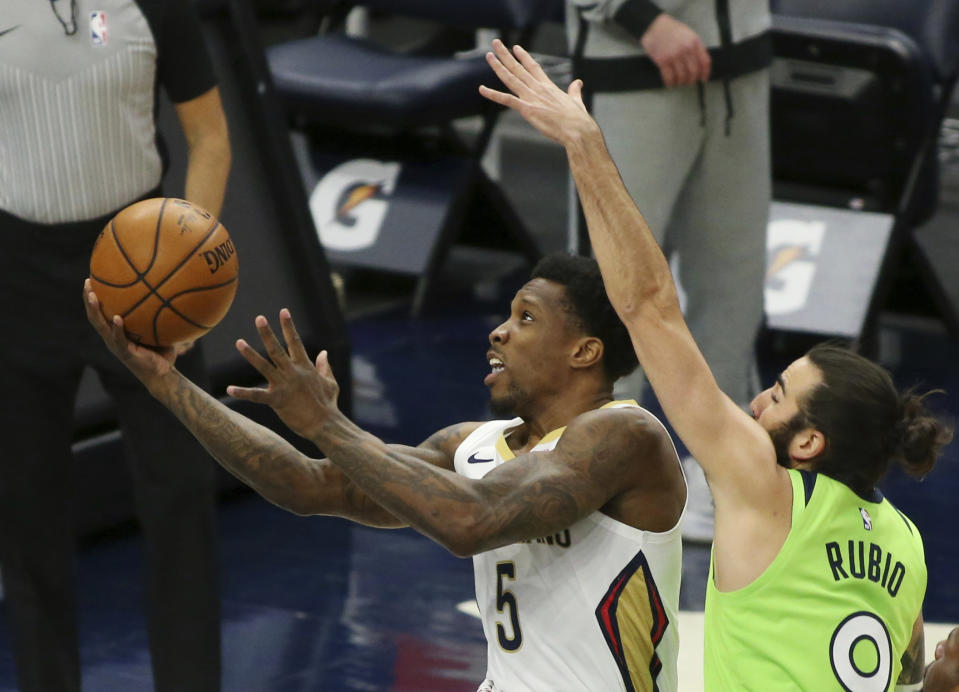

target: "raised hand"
[640,14,711,87]
[227,309,339,442]
[479,39,598,147]
[83,279,179,389]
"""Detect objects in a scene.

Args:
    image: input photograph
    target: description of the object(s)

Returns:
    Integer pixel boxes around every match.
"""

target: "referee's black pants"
[0,206,222,692]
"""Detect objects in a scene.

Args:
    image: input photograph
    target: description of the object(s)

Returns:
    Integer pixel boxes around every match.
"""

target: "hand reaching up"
[479,39,599,148]
[226,309,340,442]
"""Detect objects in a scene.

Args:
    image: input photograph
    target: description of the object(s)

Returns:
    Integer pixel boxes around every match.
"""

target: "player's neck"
[512,390,614,452]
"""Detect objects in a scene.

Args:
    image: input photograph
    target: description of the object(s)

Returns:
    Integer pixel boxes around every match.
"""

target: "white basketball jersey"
[455,401,684,692]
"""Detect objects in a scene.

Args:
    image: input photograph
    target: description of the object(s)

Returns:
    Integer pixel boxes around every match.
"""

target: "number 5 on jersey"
[496,562,523,651]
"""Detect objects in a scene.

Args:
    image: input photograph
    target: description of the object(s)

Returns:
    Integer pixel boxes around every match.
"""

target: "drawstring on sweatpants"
[696,82,706,126]
[722,77,734,135]
[697,79,735,134]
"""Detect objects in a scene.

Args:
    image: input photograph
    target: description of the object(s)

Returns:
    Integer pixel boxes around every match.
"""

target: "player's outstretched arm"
[479,40,779,509]
[84,281,431,527]
[319,405,674,556]
[227,322,676,556]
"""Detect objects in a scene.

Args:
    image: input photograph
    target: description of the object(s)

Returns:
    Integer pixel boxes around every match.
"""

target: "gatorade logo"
[764,218,825,315]
[310,159,400,252]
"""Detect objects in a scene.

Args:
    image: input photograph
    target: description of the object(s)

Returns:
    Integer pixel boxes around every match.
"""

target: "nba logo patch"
[859,507,872,531]
[90,11,107,47]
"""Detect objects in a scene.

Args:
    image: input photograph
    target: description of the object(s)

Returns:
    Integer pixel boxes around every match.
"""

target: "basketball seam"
[120,212,225,324]
[149,277,239,339]
[93,198,168,293]
[89,217,145,289]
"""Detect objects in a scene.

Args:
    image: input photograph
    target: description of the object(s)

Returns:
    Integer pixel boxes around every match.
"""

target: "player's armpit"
[416,422,484,468]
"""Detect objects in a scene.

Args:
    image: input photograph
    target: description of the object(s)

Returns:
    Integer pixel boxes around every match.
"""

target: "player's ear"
[789,427,826,461]
[570,336,604,370]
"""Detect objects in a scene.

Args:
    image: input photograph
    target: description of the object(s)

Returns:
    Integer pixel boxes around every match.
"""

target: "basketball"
[89,197,239,347]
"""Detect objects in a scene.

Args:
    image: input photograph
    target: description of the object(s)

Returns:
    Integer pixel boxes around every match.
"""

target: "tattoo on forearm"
[899,622,925,684]
[165,375,321,512]
[318,411,645,551]
[345,438,578,547]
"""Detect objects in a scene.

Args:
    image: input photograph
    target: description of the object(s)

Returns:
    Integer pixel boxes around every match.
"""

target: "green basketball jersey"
[704,469,926,690]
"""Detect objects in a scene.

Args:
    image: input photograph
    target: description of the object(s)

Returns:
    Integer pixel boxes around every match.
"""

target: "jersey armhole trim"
[798,469,817,506]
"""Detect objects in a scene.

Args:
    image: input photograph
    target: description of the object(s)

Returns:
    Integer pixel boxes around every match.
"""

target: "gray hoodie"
[569,0,772,90]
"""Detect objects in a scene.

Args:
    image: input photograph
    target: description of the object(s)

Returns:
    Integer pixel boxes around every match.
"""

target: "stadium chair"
[265,0,561,313]
[764,0,959,348]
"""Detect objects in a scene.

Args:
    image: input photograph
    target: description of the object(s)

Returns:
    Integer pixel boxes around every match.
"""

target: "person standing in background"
[0,0,230,689]
[566,0,772,543]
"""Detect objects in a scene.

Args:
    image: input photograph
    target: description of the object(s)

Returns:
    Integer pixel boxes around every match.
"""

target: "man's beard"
[489,383,531,418]
[769,412,807,469]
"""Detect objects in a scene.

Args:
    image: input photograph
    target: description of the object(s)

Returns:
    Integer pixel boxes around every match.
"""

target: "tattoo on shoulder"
[571,407,657,448]
[559,408,664,477]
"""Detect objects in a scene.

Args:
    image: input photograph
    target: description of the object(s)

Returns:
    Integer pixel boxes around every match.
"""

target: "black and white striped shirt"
[0,0,215,224]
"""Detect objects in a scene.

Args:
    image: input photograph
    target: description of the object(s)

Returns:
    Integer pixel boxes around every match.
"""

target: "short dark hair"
[797,343,953,495]
[530,253,638,383]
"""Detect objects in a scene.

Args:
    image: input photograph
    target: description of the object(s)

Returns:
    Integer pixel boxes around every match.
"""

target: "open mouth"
[485,353,505,385]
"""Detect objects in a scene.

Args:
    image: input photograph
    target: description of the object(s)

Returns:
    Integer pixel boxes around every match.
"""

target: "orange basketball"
[89,197,239,347]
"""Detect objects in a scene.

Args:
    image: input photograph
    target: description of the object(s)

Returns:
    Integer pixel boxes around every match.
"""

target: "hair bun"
[890,391,954,478]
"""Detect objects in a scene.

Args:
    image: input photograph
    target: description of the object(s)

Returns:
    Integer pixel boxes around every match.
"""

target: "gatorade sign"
[310,159,401,252]
[763,202,894,338]
[303,154,471,276]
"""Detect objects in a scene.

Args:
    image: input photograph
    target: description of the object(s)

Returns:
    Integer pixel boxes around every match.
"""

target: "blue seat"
[264,0,561,313]
[268,34,498,129]
[766,0,959,346]
[267,1,561,131]
[770,0,959,226]
[771,0,959,84]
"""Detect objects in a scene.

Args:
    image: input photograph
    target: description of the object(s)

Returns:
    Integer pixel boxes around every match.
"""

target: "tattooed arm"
[897,614,925,690]
[315,405,665,556]
[83,281,469,527]
[143,367,473,527]
[220,309,672,556]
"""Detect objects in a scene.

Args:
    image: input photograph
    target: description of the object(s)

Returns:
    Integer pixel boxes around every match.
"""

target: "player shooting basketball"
[477,39,957,691]
[84,253,689,691]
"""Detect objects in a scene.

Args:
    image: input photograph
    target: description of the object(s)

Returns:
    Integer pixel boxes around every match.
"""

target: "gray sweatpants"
[591,70,770,406]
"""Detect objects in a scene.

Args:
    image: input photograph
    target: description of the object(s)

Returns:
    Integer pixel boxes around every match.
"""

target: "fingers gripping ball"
[89,198,239,347]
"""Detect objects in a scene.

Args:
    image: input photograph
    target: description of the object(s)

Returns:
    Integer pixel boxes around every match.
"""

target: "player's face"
[753,358,823,468]
[750,356,822,435]
[485,279,580,417]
